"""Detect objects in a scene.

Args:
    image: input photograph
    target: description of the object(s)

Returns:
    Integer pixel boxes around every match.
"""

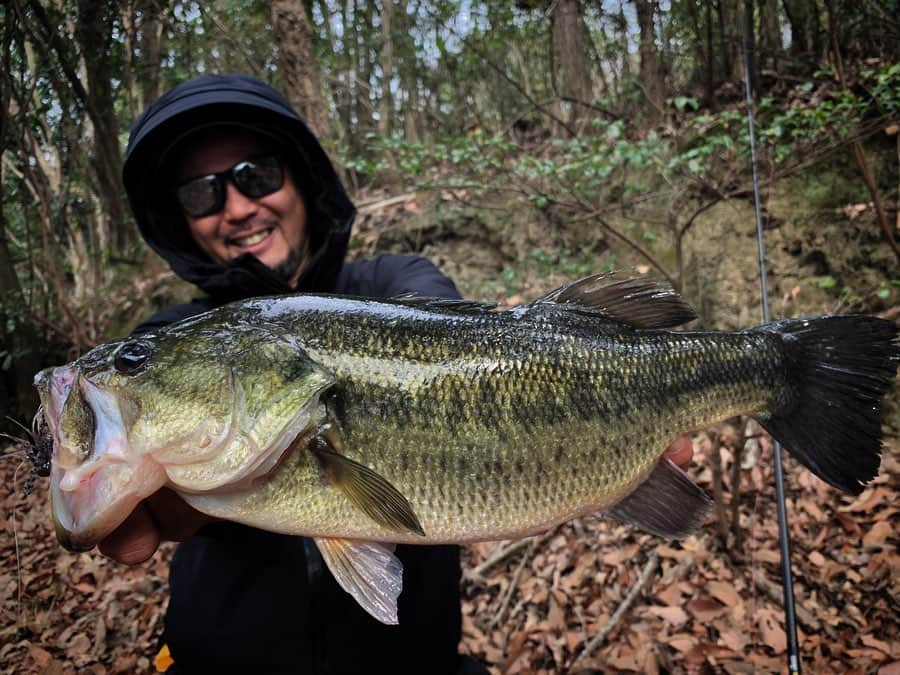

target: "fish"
[33,273,899,624]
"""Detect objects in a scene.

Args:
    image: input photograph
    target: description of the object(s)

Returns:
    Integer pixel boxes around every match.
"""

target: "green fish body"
[34,275,899,623]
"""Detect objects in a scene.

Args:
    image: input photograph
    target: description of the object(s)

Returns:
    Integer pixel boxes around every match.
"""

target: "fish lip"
[51,457,167,550]
[47,373,168,550]
[34,365,77,440]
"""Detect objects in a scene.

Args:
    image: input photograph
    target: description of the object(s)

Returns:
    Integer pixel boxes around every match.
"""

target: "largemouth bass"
[34,274,899,624]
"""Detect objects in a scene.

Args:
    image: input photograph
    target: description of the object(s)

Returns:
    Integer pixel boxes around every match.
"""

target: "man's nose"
[222,181,258,222]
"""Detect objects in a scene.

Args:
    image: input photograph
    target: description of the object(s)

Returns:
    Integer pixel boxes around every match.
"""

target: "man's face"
[175,131,309,287]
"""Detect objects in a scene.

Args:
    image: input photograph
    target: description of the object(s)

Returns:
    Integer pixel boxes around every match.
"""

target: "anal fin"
[607,459,711,538]
[315,537,403,625]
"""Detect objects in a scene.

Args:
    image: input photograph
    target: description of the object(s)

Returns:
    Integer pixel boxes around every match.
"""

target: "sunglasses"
[175,155,285,218]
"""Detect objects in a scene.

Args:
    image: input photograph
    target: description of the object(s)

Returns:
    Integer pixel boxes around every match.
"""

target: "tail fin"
[753,316,899,495]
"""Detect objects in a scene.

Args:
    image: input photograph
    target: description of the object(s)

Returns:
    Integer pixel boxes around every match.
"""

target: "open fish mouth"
[35,365,167,551]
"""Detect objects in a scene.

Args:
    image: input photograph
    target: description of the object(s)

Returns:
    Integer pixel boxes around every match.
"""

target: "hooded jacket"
[123,74,476,675]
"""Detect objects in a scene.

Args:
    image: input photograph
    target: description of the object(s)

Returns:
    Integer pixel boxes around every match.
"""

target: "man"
[103,74,693,673]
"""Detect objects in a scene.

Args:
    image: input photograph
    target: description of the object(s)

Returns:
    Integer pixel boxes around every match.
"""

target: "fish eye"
[114,341,153,375]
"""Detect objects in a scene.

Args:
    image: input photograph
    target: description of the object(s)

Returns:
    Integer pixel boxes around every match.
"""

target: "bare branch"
[464,538,535,583]
[573,550,660,665]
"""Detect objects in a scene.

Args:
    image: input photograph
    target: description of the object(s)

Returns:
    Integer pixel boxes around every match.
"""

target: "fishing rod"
[740,28,802,675]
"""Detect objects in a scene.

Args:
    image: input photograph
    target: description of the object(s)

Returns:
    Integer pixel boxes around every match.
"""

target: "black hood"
[123,74,355,302]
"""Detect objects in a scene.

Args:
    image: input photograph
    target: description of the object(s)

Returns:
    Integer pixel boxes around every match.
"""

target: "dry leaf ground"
[1,434,897,674]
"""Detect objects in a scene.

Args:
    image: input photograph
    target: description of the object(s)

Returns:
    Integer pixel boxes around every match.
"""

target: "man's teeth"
[232,230,270,247]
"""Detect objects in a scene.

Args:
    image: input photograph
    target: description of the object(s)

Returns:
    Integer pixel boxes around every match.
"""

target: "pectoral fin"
[311,434,426,536]
[606,458,711,538]
[314,537,403,625]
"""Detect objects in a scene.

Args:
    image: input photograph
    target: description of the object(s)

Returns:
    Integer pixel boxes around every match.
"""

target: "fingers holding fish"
[98,488,216,564]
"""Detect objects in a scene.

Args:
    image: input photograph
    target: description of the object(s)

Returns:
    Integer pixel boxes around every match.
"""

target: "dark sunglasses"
[175,155,285,218]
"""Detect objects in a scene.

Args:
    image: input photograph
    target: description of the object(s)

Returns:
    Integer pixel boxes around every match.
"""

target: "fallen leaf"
[863,521,894,547]
[847,648,889,662]
[808,551,827,567]
[706,580,741,607]
[755,549,782,564]
[840,488,879,512]
[29,647,53,669]
[666,635,698,653]
[861,635,892,654]
[648,605,689,625]
[758,609,786,654]
[655,583,683,606]
[656,545,690,562]
[602,543,640,567]
[154,645,174,672]
[547,594,566,634]
[686,596,729,622]
[719,629,747,652]
[606,645,640,670]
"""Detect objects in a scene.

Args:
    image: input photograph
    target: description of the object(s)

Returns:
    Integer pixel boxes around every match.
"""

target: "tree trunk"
[743,0,758,92]
[705,0,717,107]
[634,0,664,127]
[270,0,330,140]
[378,0,394,138]
[137,0,166,111]
[716,0,742,81]
[757,0,783,73]
[75,0,131,255]
[551,0,593,134]
[395,0,422,143]
[353,0,374,139]
[782,0,821,66]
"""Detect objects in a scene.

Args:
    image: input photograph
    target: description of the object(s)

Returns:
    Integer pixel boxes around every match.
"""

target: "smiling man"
[173,131,310,283]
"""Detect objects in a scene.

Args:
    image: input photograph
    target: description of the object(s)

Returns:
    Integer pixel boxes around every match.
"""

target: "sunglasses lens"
[175,156,284,217]
[232,157,284,198]
[176,176,223,218]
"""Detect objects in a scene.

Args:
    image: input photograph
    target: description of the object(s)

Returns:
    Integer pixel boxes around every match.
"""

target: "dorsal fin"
[388,294,499,314]
[536,272,697,329]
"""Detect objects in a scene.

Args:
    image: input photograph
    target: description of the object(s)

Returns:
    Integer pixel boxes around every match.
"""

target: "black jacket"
[123,75,477,674]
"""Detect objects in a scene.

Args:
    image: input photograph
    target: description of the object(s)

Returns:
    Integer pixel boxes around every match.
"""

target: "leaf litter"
[1,427,898,673]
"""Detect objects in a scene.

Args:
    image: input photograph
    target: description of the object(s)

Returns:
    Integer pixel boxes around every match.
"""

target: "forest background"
[1,0,899,673]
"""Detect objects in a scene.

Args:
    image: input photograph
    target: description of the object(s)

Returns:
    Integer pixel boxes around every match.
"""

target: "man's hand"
[664,434,694,470]
[98,434,695,565]
[98,488,215,565]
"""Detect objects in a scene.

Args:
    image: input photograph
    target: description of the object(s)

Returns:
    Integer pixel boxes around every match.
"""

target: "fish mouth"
[36,366,166,552]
